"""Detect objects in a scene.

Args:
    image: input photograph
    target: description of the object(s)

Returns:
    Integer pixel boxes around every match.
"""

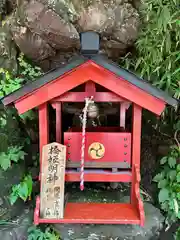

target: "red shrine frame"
[32,61,153,226]
[36,83,144,225]
[2,56,177,226]
[13,61,167,226]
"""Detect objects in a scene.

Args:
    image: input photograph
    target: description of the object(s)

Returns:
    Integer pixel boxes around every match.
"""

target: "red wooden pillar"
[56,103,62,143]
[131,104,142,204]
[39,103,49,173]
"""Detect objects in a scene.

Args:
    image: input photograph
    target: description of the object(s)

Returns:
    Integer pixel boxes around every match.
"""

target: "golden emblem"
[88,142,105,159]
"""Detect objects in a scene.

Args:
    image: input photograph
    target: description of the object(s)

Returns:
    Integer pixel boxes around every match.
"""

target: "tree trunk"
[0,0,140,72]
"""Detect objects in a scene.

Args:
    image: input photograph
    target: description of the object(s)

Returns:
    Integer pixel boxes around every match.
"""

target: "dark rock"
[140,133,160,198]
[6,0,16,14]
[54,201,164,240]
[158,145,171,156]
[0,164,26,221]
[12,24,56,62]
[77,1,115,33]
[0,0,7,19]
[113,2,140,44]
[0,20,18,74]
[0,208,33,240]
[21,0,80,50]
[39,0,79,23]
[159,221,180,240]
[0,0,140,72]
[46,50,78,71]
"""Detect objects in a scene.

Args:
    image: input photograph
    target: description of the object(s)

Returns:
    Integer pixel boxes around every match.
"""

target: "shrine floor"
[65,182,130,204]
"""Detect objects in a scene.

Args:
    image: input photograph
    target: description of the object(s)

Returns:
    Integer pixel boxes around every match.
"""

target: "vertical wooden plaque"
[40,142,66,219]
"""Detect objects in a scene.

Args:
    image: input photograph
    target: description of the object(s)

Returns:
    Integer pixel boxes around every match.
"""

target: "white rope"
[80,96,94,191]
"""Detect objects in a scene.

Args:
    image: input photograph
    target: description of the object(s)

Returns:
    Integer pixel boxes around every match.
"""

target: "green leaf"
[160,156,167,165]
[24,175,33,197]
[18,182,29,201]
[8,146,26,163]
[158,179,168,188]
[168,157,177,168]
[19,151,27,160]
[153,173,164,182]
[169,170,177,181]
[0,154,11,170]
[9,193,18,205]
[177,193,180,200]
[161,201,169,211]
[177,173,180,183]
[158,188,169,203]
[135,58,142,70]
[173,199,179,216]
[39,235,44,240]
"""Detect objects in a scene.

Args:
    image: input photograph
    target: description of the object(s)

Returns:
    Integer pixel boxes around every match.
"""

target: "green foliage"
[28,226,61,240]
[19,109,38,126]
[19,110,37,121]
[0,112,7,127]
[18,53,42,81]
[120,0,180,99]
[153,146,180,222]
[0,146,26,170]
[0,54,42,210]
[0,54,42,98]
[0,68,24,98]
[0,54,42,124]
[17,54,42,122]
[9,174,33,205]
[175,227,180,240]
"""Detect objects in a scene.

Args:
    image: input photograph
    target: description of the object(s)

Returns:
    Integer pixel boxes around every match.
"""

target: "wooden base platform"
[35,201,141,225]
[34,164,145,226]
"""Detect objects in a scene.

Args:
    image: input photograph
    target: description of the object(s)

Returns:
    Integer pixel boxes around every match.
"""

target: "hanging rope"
[80,96,94,191]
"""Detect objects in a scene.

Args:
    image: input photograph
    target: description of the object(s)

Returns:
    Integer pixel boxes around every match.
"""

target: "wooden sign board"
[40,142,66,219]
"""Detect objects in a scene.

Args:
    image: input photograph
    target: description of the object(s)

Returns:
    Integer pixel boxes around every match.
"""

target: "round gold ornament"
[88,142,105,159]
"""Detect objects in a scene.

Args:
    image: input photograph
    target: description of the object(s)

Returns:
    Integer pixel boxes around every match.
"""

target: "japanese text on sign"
[40,143,66,219]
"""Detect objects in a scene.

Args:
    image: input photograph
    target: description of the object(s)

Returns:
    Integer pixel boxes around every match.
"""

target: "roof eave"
[90,55,179,108]
[1,55,87,106]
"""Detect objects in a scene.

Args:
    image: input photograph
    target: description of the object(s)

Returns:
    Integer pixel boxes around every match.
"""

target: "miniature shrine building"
[1,32,178,226]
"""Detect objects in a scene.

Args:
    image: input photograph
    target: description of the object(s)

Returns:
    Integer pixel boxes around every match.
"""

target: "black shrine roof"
[1,54,178,108]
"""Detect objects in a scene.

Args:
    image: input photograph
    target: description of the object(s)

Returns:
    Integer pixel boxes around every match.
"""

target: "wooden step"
[38,203,140,224]
[65,169,132,182]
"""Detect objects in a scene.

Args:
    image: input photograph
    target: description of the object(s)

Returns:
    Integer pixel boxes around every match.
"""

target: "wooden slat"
[65,170,132,182]
[51,91,126,103]
[40,142,66,219]
[66,161,130,169]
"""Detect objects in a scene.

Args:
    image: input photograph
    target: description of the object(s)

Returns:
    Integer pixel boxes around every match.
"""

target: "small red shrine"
[2,32,178,226]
